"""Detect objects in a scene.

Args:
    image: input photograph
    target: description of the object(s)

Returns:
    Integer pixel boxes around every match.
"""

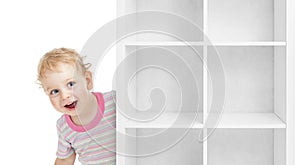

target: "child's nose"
[61,90,72,100]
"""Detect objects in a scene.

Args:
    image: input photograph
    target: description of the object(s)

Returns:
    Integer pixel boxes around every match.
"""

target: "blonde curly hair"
[37,48,91,83]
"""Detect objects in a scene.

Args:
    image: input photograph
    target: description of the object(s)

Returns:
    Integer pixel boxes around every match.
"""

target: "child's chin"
[63,109,77,115]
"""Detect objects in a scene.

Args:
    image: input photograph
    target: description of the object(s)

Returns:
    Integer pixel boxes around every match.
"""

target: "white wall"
[0,0,298,164]
[0,1,116,164]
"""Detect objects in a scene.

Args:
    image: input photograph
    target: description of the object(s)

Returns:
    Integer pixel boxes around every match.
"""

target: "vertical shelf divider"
[202,46,208,165]
[116,1,137,164]
[116,2,125,164]
[116,1,126,163]
[202,0,208,165]
[286,0,295,164]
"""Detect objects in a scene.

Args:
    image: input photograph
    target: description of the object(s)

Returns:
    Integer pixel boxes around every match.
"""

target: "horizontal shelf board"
[125,41,286,47]
[208,113,286,129]
[123,112,203,129]
[125,41,205,46]
[209,41,286,46]
[122,113,286,129]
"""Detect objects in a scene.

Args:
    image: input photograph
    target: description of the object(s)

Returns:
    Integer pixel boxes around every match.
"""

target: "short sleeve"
[56,123,74,159]
[110,90,116,104]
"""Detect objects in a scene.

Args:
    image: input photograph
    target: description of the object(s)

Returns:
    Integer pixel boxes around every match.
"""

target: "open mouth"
[64,100,78,111]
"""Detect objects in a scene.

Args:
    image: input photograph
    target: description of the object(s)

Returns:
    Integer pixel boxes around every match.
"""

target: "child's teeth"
[65,101,76,108]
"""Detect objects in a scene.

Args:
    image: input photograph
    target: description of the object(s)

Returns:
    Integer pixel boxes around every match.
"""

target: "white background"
[0,0,298,164]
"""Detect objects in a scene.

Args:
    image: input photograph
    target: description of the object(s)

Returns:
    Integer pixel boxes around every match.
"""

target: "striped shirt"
[56,91,116,165]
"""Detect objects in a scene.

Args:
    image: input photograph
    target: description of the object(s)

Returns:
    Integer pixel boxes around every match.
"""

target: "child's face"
[41,63,93,116]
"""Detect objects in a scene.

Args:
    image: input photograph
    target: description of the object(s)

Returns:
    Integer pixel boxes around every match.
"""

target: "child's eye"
[50,89,59,95]
[67,81,76,88]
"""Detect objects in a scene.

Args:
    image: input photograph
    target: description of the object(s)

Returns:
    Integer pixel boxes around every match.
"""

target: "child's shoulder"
[99,90,116,100]
[56,114,66,129]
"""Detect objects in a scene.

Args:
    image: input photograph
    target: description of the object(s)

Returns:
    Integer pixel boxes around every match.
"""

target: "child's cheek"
[50,98,59,109]
[75,84,89,96]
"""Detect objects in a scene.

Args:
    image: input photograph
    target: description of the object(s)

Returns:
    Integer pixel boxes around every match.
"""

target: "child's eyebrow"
[45,87,52,91]
[65,78,74,83]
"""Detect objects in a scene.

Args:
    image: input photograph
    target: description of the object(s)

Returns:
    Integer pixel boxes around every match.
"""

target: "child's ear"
[85,71,93,90]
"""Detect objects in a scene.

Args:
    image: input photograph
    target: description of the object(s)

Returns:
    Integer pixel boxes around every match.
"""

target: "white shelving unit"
[116,0,294,165]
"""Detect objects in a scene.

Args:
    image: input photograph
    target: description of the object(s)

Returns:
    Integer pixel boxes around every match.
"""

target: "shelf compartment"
[207,0,286,42]
[123,0,203,42]
[207,128,286,165]
[207,46,285,116]
[206,113,285,128]
[124,128,203,165]
[125,46,203,116]
[123,112,203,128]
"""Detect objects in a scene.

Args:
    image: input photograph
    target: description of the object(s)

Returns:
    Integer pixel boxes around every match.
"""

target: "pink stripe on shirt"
[64,92,105,132]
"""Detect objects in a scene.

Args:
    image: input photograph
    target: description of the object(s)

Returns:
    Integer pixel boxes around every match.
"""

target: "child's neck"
[71,93,98,126]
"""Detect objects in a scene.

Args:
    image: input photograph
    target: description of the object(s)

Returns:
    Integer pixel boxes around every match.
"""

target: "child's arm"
[54,152,76,165]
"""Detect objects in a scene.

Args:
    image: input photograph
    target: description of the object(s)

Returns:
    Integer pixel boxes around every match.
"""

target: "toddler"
[37,48,116,165]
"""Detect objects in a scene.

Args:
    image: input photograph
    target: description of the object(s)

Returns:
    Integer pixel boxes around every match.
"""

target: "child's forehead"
[41,65,82,87]
[43,63,80,78]
[47,62,76,72]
